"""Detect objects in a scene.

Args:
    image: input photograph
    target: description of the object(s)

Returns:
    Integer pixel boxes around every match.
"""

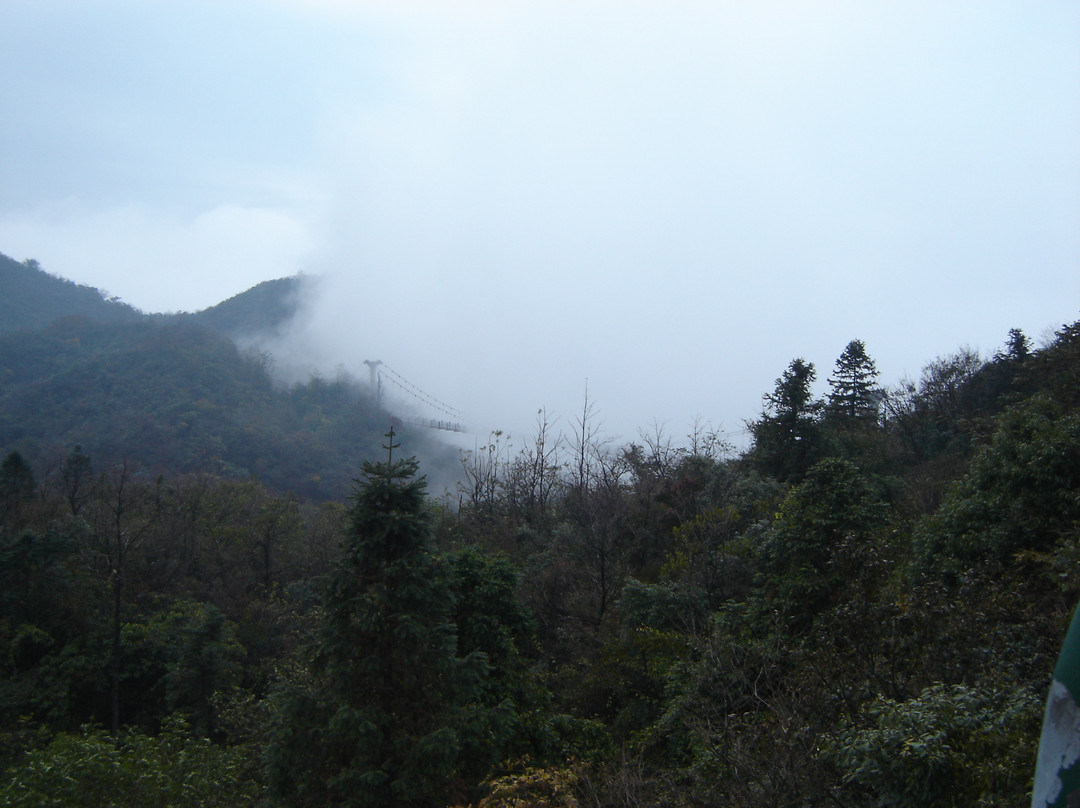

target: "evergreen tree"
[916,395,1080,566]
[1002,327,1031,362]
[60,445,93,516]
[0,450,37,535]
[760,457,885,626]
[826,339,881,423]
[748,358,823,482]
[1032,318,1080,408]
[265,433,494,807]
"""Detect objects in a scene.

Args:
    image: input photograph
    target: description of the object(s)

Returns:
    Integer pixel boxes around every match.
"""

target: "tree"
[163,602,244,738]
[1033,318,1080,408]
[826,339,881,423]
[60,445,93,516]
[445,547,537,771]
[884,348,983,461]
[0,718,258,807]
[1001,327,1031,362]
[264,433,496,807]
[822,683,1040,808]
[916,395,1080,566]
[0,450,37,535]
[85,461,161,734]
[959,328,1035,415]
[760,457,885,624]
[502,409,561,525]
[0,517,107,740]
[749,358,823,481]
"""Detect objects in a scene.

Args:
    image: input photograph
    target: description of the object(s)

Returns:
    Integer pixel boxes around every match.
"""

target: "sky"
[1,1,1078,449]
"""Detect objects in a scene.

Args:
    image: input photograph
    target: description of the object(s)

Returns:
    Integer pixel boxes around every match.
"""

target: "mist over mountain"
[5,248,1080,807]
[184,274,316,344]
[0,2,1076,800]
[0,253,462,499]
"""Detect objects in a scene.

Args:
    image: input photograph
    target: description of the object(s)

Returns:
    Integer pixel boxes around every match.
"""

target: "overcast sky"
[1,1,1078,448]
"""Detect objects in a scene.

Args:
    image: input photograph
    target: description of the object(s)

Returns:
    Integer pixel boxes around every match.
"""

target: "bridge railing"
[404,416,466,433]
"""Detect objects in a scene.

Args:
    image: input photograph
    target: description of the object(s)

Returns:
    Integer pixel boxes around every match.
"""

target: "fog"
[2,1,1078,448]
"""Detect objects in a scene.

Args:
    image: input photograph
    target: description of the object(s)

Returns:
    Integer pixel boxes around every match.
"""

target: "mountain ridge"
[0,252,144,332]
[0,252,459,500]
[0,250,312,338]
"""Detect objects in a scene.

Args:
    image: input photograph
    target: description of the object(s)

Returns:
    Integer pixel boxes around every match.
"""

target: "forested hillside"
[0,252,143,332]
[1,252,1078,806]
[184,275,313,342]
[0,256,457,501]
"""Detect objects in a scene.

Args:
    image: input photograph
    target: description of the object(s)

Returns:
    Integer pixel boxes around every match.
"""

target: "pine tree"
[826,339,881,423]
[1002,327,1031,362]
[264,432,493,807]
[0,450,36,535]
[749,358,823,482]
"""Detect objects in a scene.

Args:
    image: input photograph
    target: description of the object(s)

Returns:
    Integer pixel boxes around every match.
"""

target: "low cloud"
[1,1,1075,450]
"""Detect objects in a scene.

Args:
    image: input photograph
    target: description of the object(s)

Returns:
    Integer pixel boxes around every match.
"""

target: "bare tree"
[687,416,732,460]
[502,408,563,521]
[89,461,161,734]
[569,382,606,495]
[459,430,512,516]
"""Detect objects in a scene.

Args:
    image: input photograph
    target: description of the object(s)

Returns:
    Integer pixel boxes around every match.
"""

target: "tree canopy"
[2,289,1079,808]
[827,338,882,423]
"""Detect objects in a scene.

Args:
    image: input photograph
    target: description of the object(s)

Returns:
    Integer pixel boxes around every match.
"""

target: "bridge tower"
[363,360,383,406]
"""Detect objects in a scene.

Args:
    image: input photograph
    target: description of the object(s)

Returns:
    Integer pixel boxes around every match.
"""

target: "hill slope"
[0,255,459,500]
[0,252,143,332]
[185,275,313,341]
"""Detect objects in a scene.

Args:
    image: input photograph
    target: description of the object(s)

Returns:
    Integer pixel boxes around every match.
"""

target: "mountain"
[0,252,143,332]
[0,255,459,500]
[185,274,314,341]
[0,249,310,339]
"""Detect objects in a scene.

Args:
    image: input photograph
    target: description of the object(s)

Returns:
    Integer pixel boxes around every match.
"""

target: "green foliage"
[103,600,246,736]
[761,457,886,622]
[0,313,454,502]
[186,275,308,338]
[749,358,824,482]
[0,452,35,501]
[917,395,1080,566]
[639,603,820,801]
[2,262,1078,808]
[618,578,708,636]
[821,683,1041,807]
[449,546,536,684]
[827,339,882,423]
[60,445,94,515]
[0,518,89,638]
[0,252,142,333]
[0,717,258,807]
[264,448,505,807]
[662,499,768,614]
[0,518,110,736]
[162,602,245,736]
[526,713,614,766]
[886,348,984,462]
[1024,319,1080,409]
[0,451,36,535]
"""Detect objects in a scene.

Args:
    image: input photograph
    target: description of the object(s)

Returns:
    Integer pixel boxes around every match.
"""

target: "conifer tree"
[749,358,823,482]
[0,450,36,534]
[1002,327,1031,362]
[264,432,493,807]
[826,339,881,423]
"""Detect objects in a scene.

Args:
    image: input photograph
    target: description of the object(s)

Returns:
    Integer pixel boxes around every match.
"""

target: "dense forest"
[0,253,459,501]
[2,253,1079,806]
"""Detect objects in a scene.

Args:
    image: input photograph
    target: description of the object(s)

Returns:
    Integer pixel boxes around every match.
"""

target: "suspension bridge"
[363,360,466,433]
